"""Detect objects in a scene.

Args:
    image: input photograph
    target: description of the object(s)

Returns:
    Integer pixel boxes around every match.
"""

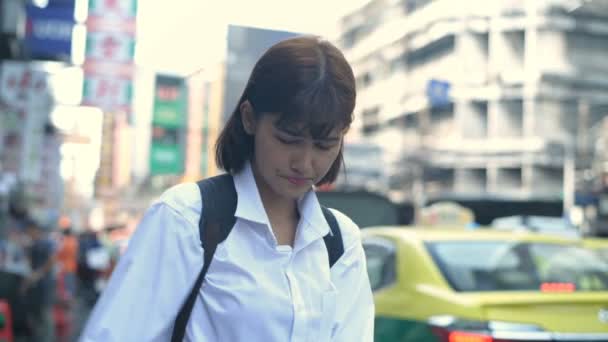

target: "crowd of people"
[0,215,121,342]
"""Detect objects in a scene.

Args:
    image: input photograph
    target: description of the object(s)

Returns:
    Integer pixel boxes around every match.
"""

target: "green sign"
[152,75,187,127]
[149,74,187,175]
[149,142,183,175]
[153,100,185,127]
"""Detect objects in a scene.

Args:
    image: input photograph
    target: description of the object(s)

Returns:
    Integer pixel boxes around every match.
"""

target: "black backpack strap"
[321,206,344,268]
[171,174,237,342]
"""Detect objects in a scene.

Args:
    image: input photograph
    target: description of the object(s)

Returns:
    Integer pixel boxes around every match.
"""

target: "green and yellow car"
[362,227,608,342]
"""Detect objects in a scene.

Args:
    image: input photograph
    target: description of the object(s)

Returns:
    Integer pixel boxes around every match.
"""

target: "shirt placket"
[286,256,313,342]
[287,219,326,341]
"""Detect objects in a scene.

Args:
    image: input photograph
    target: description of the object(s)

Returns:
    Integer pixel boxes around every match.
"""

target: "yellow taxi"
[362,227,608,342]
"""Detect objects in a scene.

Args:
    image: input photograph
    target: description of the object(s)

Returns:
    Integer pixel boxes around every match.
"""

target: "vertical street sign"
[149,75,187,175]
[82,0,136,114]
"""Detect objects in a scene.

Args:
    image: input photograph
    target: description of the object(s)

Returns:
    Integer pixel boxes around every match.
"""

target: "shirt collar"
[233,161,271,225]
[233,161,331,238]
[298,190,331,238]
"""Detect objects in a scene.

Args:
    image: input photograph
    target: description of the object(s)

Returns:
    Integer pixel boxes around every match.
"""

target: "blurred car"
[362,227,608,342]
[584,237,608,262]
[491,215,581,239]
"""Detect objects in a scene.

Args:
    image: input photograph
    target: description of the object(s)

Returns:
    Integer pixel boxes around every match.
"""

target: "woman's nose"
[289,144,314,175]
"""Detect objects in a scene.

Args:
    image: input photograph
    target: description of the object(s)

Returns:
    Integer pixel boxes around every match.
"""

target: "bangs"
[274,80,354,139]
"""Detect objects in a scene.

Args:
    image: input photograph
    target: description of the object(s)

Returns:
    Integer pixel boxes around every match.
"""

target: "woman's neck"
[251,163,300,245]
[254,174,299,221]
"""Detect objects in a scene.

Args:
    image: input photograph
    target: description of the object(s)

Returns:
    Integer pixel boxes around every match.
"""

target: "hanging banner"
[0,61,52,182]
[0,61,52,110]
[24,3,75,60]
[82,0,137,117]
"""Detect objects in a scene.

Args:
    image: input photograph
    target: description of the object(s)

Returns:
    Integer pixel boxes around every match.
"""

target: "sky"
[136,0,369,75]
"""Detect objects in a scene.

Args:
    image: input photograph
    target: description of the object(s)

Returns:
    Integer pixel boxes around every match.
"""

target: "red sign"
[156,86,180,101]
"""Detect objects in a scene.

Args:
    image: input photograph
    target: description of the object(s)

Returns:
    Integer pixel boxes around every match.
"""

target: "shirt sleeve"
[79,202,204,342]
[332,242,375,341]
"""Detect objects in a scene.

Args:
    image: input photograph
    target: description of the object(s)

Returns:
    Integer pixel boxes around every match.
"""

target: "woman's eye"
[315,143,334,151]
[276,135,298,145]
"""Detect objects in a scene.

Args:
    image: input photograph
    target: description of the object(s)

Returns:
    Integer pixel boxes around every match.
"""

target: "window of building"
[406,36,455,71]
[403,0,434,14]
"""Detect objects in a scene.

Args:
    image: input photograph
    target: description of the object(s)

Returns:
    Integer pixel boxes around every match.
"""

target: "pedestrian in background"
[0,217,31,341]
[71,226,103,341]
[54,226,79,341]
[81,35,374,341]
[21,219,56,342]
[56,227,78,298]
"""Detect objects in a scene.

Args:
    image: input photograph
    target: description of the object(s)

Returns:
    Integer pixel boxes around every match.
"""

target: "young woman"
[81,36,374,341]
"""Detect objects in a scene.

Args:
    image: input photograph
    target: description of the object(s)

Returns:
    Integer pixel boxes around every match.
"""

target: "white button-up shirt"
[81,162,374,341]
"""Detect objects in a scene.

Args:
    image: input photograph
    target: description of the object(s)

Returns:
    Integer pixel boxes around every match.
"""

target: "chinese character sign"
[82,0,136,113]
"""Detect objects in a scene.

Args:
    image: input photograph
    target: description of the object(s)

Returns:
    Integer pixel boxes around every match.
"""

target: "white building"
[338,0,608,203]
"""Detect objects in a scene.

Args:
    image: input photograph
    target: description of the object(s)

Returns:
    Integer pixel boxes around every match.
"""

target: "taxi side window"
[363,238,396,291]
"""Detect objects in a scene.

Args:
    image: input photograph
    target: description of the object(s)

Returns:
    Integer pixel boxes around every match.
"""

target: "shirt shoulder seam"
[154,200,200,237]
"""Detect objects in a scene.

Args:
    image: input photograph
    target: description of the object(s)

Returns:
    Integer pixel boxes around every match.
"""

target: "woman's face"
[243,109,344,202]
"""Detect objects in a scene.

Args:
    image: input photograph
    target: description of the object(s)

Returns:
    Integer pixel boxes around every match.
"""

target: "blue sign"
[426,79,451,108]
[46,0,76,5]
[25,3,75,60]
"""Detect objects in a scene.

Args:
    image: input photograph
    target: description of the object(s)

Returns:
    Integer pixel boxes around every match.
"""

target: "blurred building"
[0,60,65,226]
[222,25,298,122]
[338,0,608,208]
[184,65,226,181]
[201,63,226,178]
[94,111,131,195]
[0,0,25,60]
[590,116,608,235]
[184,71,205,181]
[336,140,389,193]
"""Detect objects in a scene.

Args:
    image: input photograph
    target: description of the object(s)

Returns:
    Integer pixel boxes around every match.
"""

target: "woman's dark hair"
[215,35,356,185]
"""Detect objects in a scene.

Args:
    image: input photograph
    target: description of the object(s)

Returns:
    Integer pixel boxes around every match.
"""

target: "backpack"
[170,174,344,341]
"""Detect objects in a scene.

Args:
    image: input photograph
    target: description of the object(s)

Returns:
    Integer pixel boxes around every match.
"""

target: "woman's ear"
[240,100,256,135]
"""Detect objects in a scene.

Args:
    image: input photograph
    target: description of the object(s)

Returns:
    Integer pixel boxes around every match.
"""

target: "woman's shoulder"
[326,208,362,250]
[154,182,202,229]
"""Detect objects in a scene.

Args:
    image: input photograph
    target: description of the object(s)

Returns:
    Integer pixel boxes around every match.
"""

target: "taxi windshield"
[427,241,608,292]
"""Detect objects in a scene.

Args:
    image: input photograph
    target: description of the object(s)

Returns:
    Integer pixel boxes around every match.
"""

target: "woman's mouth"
[285,176,311,186]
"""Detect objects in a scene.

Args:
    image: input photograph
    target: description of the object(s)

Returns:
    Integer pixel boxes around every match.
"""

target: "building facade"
[338,0,608,207]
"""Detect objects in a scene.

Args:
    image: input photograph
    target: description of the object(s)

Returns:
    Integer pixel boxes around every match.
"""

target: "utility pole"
[564,98,590,216]
[578,99,590,163]
[563,143,575,215]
